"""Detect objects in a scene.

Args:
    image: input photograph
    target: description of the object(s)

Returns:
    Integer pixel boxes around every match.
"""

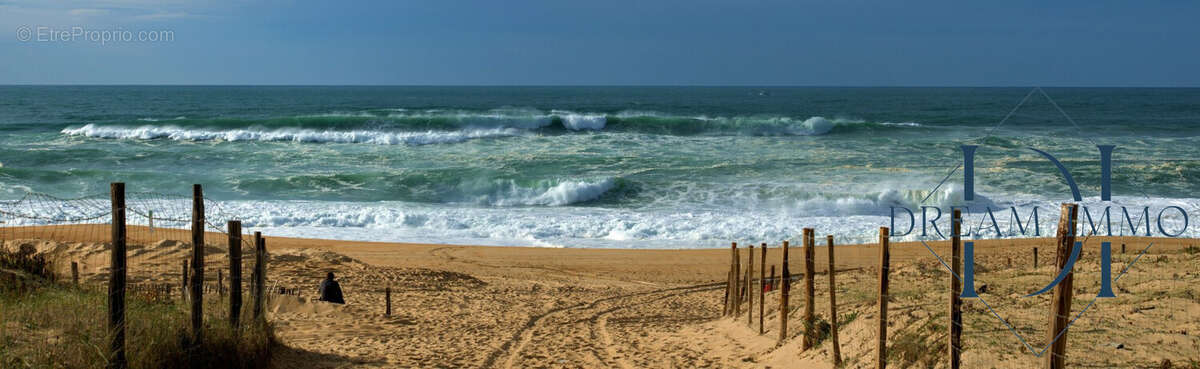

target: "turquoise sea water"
[1,86,1197,247]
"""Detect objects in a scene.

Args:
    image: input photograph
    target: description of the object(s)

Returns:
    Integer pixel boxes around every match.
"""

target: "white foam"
[4,189,1195,248]
[61,124,524,145]
[539,179,614,204]
[453,178,617,206]
[217,195,1200,248]
[69,110,926,144]
[209,199,902,248]
[552,111,607,130]
[800,116,835,135]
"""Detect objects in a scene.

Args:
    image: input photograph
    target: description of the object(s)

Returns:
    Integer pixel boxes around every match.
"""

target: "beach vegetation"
[0,251,275,369]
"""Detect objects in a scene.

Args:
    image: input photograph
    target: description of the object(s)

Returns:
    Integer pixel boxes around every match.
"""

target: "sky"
[0,0,1198,86]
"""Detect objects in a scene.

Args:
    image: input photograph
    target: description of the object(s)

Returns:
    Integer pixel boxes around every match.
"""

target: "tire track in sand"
[490,282,724,369]
[428,245,724,369]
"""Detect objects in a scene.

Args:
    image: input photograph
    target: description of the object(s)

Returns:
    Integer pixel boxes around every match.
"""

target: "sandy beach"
[5,224,1198,368]
[5,4,1200,368]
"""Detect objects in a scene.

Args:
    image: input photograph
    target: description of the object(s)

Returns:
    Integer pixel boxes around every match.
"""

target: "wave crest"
[470,178,618,206]
[61,124,523,145]
[62,109,925,145]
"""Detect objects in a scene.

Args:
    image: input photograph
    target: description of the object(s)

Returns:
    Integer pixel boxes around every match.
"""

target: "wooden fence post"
[733,243,741,316]
[769,265,775,292]
[877,227,890,369]
[228,221,242,329]
[747,244,754,326]
[724,243,732,316]
[1046,204,1078,369]
[827,235,841,366]
[726,242,735,316]
[71,261,79,287]
[739,250,748,305]
[779,240,790,344]
[1121,243,1125,254]
[759,243,766,335]
[950,210,963,369]
[385,286,392,317]
[253,232,266,321]
[182,260,188,301]
[1034,247,1038,269]
[802,228,816,350]
[723,269,731,316]
[108,182,127,369]
[190,184,205,343]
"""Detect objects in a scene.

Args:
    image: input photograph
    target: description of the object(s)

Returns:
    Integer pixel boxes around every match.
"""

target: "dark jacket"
[319,278,345,304]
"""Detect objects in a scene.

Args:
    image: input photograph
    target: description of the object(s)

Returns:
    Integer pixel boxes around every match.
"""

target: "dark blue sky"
[2,1,1198,86]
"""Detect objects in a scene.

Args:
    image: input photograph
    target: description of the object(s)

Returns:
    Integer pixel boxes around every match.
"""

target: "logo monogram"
[959,145,1117,299]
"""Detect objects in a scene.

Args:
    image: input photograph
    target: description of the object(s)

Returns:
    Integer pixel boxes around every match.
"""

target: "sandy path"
[266,242,731,369]
[254,241,732,369]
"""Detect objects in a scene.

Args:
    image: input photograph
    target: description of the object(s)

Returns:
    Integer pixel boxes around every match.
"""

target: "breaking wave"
[62,124,524,145]
[61,108,925,144]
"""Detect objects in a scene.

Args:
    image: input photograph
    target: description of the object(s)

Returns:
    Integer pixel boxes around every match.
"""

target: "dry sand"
[3,224,1199,368]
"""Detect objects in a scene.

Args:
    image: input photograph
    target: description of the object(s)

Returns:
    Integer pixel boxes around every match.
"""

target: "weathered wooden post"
[190,184,205,343]
[759,243,766,335]
[71,261,79,287]
[802,228,816,350]
[1034,247,1038,269]
[877,227,890,369]
[769,265,775,292]
[1121,243,1125,254]
[182,260,188,301]
[733,243,741,316]
[108,182,127,369]
[747,243,754,326]
[739,250,748,305]
[779,240,790,344]
[827,234,841,366]
[228,221,242,329]
[1046,204,1078,369]
[253,232,266,321]
[950,210,963,369]
[723,269,731,316]
[725,242,735,316]
[385,286,392,317]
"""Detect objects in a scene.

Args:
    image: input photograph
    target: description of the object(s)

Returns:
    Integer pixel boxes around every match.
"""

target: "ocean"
[1,86,1197,247]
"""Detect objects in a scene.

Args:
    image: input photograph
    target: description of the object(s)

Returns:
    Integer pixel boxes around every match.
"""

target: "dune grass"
[1,250,274,369]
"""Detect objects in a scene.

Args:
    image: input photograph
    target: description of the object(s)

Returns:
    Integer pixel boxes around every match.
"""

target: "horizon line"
[2,83,1199,89]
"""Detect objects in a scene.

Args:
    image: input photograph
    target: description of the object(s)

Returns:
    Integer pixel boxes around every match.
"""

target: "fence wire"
[0,186,294,305]
[717,227,1197,368]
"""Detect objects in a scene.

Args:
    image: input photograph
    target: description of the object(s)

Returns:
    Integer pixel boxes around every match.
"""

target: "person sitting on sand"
[318,272,345,304]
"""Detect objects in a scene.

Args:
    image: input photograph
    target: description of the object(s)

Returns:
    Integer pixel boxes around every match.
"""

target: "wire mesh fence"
[885,225,1200,367]
[714,223,1198,368]
[0,185,289,302]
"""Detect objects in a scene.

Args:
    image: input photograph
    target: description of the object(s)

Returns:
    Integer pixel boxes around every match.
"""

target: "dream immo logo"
[886,87,1190,357]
